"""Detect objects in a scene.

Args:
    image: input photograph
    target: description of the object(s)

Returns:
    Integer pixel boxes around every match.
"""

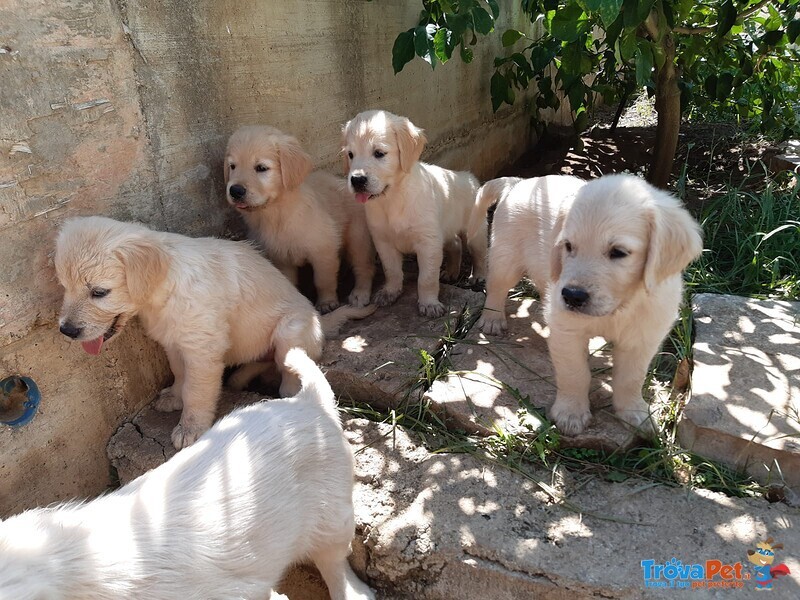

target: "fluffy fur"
[473,174,702,435]
[342,110,487,317]
[55,216,375,449]
[0,348,375,600]
[225,125,375,311]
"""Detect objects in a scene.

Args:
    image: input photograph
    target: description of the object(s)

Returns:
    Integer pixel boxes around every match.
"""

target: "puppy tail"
[283,347,334,409]
[320,304,377,337]
[467,177,522,240]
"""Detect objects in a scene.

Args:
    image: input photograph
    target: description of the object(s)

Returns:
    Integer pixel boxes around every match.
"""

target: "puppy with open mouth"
[55,216,375,449]
[342,110,487,317]
[225,125,375,312]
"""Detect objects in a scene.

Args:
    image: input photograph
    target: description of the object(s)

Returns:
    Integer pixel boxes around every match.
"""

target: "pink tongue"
[81,336,104,356]
[355,192,370,204]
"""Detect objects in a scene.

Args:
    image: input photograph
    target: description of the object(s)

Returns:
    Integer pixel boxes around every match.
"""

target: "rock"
[322,283,485,410]
[346,418,800,599]
[422,297,642,451]
[680,294,800,489]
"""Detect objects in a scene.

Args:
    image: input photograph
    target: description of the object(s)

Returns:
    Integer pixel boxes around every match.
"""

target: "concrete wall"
[0,0,541,515]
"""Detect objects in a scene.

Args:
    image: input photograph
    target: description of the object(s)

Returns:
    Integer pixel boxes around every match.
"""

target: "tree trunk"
[648,32,680,189]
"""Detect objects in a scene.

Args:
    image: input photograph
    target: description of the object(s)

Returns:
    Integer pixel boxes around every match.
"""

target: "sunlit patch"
[547,515,592,541]
[588,336,608,353]
[342,335,368,353]
[714,513,758,543]
[512,298,535,319]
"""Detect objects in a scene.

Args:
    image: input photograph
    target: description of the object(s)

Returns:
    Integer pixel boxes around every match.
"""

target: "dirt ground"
[500,99,781,215]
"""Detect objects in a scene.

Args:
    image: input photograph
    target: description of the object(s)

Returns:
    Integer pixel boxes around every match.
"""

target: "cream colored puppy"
[342,110,487,317]
[0,348,375,600]
[55,216,374,449]
[225,125,375,311]
[473,174,702,435]
[469,175,587,335]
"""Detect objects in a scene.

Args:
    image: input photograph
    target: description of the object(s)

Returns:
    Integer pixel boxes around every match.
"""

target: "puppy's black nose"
[229,184,247,200]
[350,175,368,191]
[59,322,82,339]
[561,286,590,308]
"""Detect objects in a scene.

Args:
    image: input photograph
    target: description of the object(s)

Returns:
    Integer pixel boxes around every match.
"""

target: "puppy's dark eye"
[564,241,573,253]
[609,248,629,259]
[91,288,110,299]
[255,164,269,173]
[348,151,354,160]
[374,149,386,159]
[229,164,236,171]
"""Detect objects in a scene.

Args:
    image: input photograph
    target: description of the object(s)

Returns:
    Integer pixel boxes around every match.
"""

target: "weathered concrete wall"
[0,0,540,515]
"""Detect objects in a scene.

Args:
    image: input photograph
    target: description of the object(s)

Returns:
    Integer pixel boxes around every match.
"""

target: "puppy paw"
[372,287,401,307]
[348,287,372,307]
[317,299,341,314]
[171,421,208,450]
[154,386,182,412]
[477,312,507,335]
[418,300,446,318]
[549,396,591,436]
[616,408,656,435]
[227,369,252,392]
[440,268,461,284]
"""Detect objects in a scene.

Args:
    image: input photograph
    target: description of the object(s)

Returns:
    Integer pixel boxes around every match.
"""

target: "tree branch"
[673,0,772,36]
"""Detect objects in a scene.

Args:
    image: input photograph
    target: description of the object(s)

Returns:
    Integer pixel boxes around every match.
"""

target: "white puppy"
[0,348,375,600]
[225,125,375,311]
[469,175,587,335]
[55,216,374,449]
[342,110,487,317]
[472,174,702,435]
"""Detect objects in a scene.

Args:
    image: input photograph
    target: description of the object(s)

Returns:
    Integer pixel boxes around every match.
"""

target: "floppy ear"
[223,159,230,185]
[643,190,703,292]
[116,237,170,304]
[549,208,568,282]
[278,135,313,190]
[341,147,350,175]
[772,543,784,550]
[394,117,426,172]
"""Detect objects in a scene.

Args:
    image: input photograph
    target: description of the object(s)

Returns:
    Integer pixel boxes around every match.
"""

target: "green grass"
[342,161,798,507]
[684,165,800,300]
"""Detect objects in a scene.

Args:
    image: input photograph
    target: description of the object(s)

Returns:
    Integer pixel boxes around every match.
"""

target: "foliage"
[390,1,800,140]
[685,167,800,300]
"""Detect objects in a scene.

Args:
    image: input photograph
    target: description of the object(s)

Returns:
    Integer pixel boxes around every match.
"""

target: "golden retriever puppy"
[469,175,587,335]
[472,174,702,435]
[342,110,487,317]
[225,125,375,312]
[55,216,375,449]
[0,348,375,600]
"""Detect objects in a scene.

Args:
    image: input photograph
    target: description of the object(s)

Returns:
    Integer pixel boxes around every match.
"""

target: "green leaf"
[433,28,452,63]
[606,470,629,482]
[605,13,624,49]
[592,0,624,29]
[574,106,589,131]
[392,30,415,74]
[760,29,785,47]
[715,0,736,39]
[634,39,654,86]
[788,20,800,44]
[414,25,436,67]
[704,74,717,99]
[716,72,733,100]
[637,0,655,23]
[472,6,494,35]
[502,29,525,47]
[620,30,637,61]
[551,4,589,42]
[490,71,510,112]
[460,45,474,63]
[622,0,642,28]
[487,0,500,19]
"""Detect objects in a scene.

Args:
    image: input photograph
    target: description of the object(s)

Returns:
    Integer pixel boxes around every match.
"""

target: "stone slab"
[321,283,485,411]
[423,297,640,451]
[107,393,800,598]
[680,294,800,488]
[347,419,800,599]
